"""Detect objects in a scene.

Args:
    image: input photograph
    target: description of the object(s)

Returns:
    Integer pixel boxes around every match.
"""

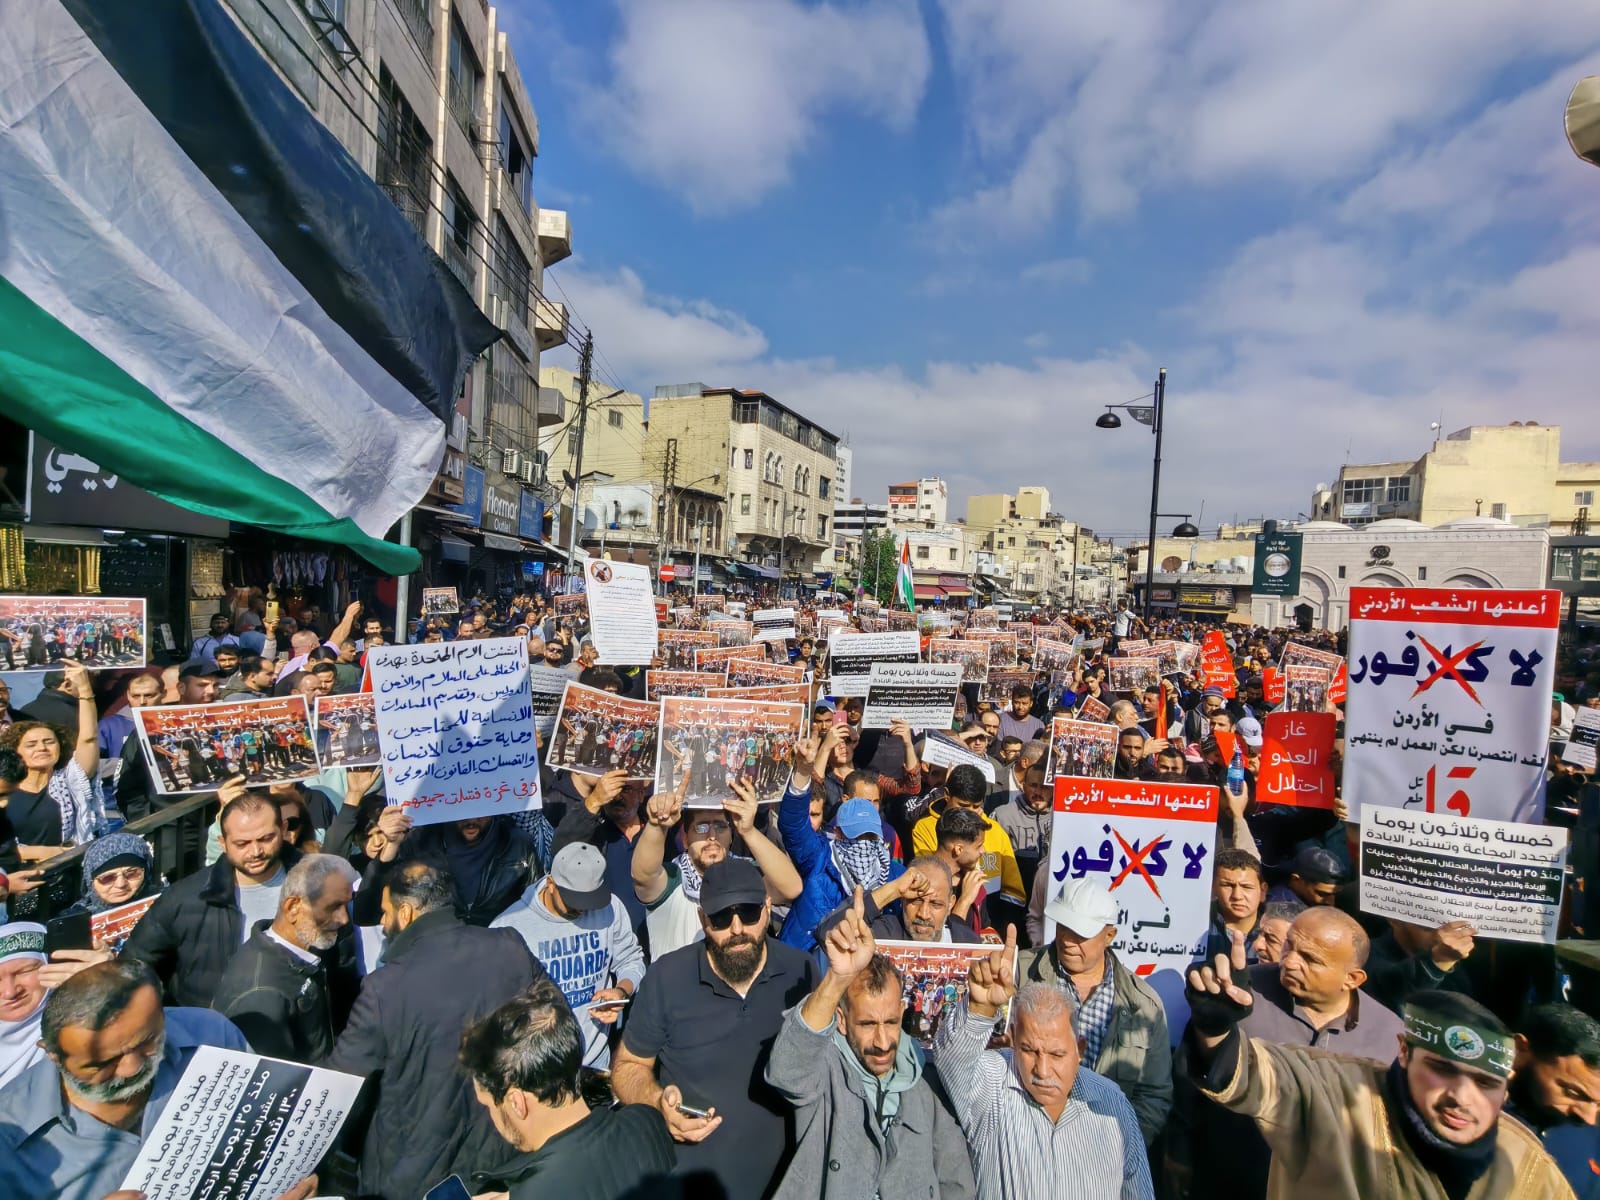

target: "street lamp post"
[692,519,705,597]
[1094,368,1198,622]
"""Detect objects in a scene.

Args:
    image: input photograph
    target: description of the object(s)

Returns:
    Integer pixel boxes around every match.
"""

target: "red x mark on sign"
[1109,829,1167,901]
[1410,634,1485,705]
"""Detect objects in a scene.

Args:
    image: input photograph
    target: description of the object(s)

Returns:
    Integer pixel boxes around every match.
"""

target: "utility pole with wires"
[562,331,593,581]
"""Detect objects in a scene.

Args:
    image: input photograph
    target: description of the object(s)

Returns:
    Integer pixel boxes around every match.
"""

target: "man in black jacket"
[353,812,543,928]
[327,861,551,1200]
[122,790,302,1006]
[211,853,359,1061]
[461,979,678,1199]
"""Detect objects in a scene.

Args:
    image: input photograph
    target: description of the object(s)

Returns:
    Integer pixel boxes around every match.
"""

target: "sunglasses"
[964,733,992,744]
[94,866,144,887]
[705,902,765,930]
[688,820,730,837]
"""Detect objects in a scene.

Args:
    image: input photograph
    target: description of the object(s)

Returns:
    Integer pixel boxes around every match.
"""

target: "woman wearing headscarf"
[62,832,163,920]
[0,922,48,1087]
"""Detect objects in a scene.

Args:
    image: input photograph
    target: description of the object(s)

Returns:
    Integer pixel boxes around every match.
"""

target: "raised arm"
[726,779,802,904]
[633,782,683,905]
[930,925,1017,1130]
[64,661,100,782]
[326,601,361,650]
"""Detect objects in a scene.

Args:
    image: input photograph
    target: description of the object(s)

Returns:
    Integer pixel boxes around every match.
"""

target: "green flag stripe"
[0,276,420,574]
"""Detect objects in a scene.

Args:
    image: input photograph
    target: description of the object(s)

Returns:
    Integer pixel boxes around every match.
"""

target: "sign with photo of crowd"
[0,595,146,671]
[655,695,805,807]
[134,695,319,794]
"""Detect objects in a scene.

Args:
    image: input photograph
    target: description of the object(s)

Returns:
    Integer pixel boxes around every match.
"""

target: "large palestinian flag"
[0,0,500,572]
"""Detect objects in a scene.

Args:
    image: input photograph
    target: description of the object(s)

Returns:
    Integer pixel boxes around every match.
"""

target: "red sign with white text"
[1258,711,1337,809]
[1200,631,1236,698]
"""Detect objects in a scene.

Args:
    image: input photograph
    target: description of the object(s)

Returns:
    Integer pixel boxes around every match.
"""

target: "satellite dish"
[1566,77,1600,167]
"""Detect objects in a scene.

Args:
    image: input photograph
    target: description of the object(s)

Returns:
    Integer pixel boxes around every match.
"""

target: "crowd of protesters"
[0,587,1598,1200]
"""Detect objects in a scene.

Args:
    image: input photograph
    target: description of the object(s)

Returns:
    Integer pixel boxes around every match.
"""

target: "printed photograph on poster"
[655,695,805,806]
[420,586,459,617]
[1077,695,1112,723]
[857,616,889,634]
[1258,711,1337,809]
[968,609,999,630]
[920,730,997,784]
[92,895,160,954]
[916,611,954,636]
[553,593,588,618]
[876,939,1014,1049]
[706,683,812,706]
[1010,622,1036,647]
[860,662,962,730]
[727,656,807,688]
[966,630,1018,668]
[669,606,702,631]
[1031,637,1078,676]
[1106,657,1160,695]
[694,643,767,672]
[119,1046,364,1200]
[710,619,754,646]
[645,669,728,700]
[529,670,568,739]
[1562,707,1600,770]
[753,607,797,642]
[979,668,1033,705]
[547,682,660,780]
[886,611,916,630]
[1117,638,1153,657]
[135,696,318,793]
[0,595,146,671]
[367,638,541,824]
[583,558,660,665]
[1360,808,1568,944]
[659,629,717,670]
[828,630,922,697]
[928,637,991,684]
[1047,717,1118,782]
[1283,664,1332,713]
[1152,640,1201,679]
[693,593,724,611]
[1281,640,1343,673]
[312,693,380,768]
[1045,777,1218,1019]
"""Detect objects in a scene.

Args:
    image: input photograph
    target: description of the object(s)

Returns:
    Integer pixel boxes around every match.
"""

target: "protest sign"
[1106,657,1160,695]
[92,894,159,953]
[645,670,727,700]
[1152,640,1201,680]
[368,638,540,823]
[968,609,999,630]
[694,643,767,672]
[816,607,848,623]
[580,558,659,665]
[706,683,812,706]
[916,610,955,637]
[420,586,459,617]
[120,1047,363,1200]
[528,669,567,740]
[1261,666,1284,705]
[1283,664,1333,713]
[135,696,318,794]
[1047,717,1117,782]
[1564,707,1600,770]
[857,616,889,633]
[710,619,755,646]
[1360,808,1568,943]
[928,637,990,683]
[1258,711,1337,809]
[312,693,380,768]
[1344,587,1561,822]
[659,629,717,670]
[553,593,588,617]
[920,730,996,784]
[886,611,917,631]
[1077,696,1112,723]
[728,656,807,688]
[1199,631,1236,697]
[693,593,724,612]
[1118,638,1153,657]
[965,629,1018,668]
[726,600,748,618]
[670,605,701,631]
[0,595,146,671]
[860,662,961,729]
[1046,777,1218,1017]
[979,668,1033,705]
[828,630,921,697]
[546,682,659,780]
[655,695,805,806]
[753,607,797,642]
[877,939,1014,1049]
[1031,637,1078,676]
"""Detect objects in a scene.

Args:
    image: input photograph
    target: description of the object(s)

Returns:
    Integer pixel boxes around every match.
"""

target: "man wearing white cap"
[1019,877,1172,1145]
[492,842,646,1069]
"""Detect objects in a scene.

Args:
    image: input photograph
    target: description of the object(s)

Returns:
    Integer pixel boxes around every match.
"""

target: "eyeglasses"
[704,902,765,930]
[94,866,144,887]
[688,820,731,837]
[965,733,992,744]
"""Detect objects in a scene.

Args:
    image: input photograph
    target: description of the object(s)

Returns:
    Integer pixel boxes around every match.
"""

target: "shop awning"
[747,563,780,579]
[913,584,946,600]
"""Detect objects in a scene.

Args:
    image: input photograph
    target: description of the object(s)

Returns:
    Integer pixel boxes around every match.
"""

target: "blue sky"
[506,0,1600,540]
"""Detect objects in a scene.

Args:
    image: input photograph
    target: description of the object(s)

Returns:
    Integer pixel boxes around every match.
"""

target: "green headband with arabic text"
[1402,1001,1514,1079]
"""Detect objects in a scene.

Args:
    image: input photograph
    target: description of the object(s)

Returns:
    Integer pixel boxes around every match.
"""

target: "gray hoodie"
[491,877,646,1067]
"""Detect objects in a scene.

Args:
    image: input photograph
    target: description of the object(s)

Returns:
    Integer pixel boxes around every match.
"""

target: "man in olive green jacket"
[1020,877,1172,1144]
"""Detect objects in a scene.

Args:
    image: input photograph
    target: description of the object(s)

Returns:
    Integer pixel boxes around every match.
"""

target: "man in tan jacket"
[1185,931,1573,1200]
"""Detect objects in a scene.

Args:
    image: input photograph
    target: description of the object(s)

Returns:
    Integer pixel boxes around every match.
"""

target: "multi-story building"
[648,385,837,587]
[888,478,949,525]
[834,446,854,510]
[824,500,888,576]
[964,488,1078,603]
[1311,423,1600,532]
[221,0,573,579]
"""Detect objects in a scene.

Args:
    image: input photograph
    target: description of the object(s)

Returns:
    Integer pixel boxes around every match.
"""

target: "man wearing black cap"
[612,858,818,1200]
[1267,846,1342,908]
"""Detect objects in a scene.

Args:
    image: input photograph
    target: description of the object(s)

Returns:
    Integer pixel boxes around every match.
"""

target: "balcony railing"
[443,235,474,289]
[392,0,433,53]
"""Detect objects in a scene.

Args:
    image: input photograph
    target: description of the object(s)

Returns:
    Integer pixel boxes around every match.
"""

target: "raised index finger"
[1228,927,1248,973]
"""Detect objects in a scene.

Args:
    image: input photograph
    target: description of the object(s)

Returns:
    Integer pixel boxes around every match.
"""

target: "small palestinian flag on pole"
[0,0,500,573]
[896,537,915,611]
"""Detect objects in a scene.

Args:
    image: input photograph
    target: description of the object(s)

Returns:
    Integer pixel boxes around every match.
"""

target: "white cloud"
[1020,257,1094,287]
[581,0,930,214]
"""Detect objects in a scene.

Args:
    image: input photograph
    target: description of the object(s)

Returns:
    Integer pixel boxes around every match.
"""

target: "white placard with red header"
[1344,587,1560,823]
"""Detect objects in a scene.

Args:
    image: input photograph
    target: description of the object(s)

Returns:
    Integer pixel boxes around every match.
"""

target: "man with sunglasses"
[613,859,817,1200]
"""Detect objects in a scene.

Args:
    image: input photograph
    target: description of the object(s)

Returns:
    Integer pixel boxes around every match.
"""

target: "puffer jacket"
[776,779,902,955]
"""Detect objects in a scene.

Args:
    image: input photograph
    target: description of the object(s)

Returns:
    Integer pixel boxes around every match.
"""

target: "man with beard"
[0,959,297,1200]
[612,859,818,1200]
[814,855,984,945]
[210,854,359,1061]
[765,890,976,1199]
[632,775,803,960]
[1507,1004,1600,1198]
[327,861,549,1200]
[1185,943,1570,1200]
[1114,725,1147,779]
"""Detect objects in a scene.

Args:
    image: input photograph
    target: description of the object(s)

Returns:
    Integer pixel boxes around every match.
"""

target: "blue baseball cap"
[835,799,881,840]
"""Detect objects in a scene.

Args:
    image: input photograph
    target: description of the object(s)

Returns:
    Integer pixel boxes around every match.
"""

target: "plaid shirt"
[1059,958,1118,1069]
